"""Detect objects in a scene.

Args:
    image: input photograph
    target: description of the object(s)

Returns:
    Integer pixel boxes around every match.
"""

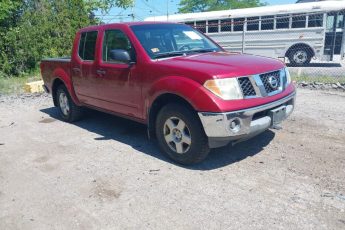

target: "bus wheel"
[288,49,311,66]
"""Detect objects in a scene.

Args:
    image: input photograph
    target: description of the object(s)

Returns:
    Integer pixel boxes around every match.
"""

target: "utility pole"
[131,0,136,21]
[166,0,169,21]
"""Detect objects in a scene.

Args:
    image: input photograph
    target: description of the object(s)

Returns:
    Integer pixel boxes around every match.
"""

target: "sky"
[96,0,297,23]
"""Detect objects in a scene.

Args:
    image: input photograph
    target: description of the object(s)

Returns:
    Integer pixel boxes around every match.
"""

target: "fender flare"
[145,76,220,120]
[52,68,81,106]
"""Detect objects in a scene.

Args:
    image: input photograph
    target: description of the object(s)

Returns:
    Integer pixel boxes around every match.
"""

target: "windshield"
[130,23,221,59]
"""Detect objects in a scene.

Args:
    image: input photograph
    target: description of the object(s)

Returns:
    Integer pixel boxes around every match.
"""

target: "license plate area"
[269,105,287,125]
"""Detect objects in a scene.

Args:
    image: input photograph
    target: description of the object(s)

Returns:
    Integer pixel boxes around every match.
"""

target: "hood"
[157,52,285,82]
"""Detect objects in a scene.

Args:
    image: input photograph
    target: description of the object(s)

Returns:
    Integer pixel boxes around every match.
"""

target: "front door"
[95,29,141,118]
[324,11,345,61]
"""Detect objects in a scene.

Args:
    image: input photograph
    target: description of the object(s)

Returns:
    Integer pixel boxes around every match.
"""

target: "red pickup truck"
[41,22,295,165]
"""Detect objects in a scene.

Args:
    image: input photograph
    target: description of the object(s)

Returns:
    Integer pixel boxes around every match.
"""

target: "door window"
[78,31,98,61]
[102,30,134,63]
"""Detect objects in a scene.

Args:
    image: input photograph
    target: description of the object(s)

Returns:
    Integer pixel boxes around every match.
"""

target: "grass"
[0,75,41,95]
[291,75,345,84]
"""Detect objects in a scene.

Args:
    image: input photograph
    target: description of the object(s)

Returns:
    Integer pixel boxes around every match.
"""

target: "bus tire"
[288,47,312,66]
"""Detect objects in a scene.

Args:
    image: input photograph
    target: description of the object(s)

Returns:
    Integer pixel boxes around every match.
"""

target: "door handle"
[96,69,106,76]
[72,67,81,73]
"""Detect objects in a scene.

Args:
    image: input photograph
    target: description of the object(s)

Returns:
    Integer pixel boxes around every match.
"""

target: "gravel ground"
[0,88,345,230]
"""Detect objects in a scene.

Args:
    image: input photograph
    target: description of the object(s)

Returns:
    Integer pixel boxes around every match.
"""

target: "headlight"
[285,67,291,86]
[204,78,243,100]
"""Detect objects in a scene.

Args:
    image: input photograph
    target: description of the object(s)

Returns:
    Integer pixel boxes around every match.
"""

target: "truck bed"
[40,57,72,93]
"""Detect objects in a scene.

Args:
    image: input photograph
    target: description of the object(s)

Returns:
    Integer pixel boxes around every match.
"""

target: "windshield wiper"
[187,48,217,54]
[154,51,186,59]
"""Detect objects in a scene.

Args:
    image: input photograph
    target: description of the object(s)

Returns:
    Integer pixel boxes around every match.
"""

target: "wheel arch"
[51,67,80,106]
[147,93,197,139]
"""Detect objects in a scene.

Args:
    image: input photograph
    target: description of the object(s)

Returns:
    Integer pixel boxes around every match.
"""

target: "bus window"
[196,21,206,33]
[276,14,289,29]
[326,13,335,30]
[292,14,306,28]
[221,19,232,32]
[185,22,195,28]
[247,17,259,31]
[261,15,274,30]
[336,12,344,28]
[208,20,219,33]
[308,14,323,27]
[233,18,245,31]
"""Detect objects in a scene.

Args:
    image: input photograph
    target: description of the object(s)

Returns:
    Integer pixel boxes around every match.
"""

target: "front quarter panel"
[145,76,220,119]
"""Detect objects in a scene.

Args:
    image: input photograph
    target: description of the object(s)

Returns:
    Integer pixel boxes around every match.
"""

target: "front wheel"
[56,85,83,122]
[156,103,210,165]
[288,48,311,66]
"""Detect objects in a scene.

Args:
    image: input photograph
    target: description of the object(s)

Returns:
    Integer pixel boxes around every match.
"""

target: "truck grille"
[259,70,281,94]
[238,77,256,97]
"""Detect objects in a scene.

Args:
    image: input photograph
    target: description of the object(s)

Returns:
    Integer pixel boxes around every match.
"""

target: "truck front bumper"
[198,92,296,148]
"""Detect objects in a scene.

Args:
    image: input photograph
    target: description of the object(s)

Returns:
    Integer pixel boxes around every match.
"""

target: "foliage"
[0,0,133,78]
[178,0,266,13]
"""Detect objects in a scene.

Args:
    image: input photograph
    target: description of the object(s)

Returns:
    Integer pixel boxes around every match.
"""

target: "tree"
[178,0,266,13]
[0,0,133,77]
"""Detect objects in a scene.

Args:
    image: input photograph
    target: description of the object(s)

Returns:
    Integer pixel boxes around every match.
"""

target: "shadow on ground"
[40,107,275,170]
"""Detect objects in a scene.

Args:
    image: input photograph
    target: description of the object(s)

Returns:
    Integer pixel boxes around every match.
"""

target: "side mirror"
[109,49,133,64]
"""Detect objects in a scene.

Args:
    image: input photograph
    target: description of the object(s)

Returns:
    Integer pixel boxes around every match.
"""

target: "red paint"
[41,22,295,124]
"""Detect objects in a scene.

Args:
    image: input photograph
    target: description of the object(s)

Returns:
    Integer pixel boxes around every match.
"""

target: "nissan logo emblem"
[268,75,279,89]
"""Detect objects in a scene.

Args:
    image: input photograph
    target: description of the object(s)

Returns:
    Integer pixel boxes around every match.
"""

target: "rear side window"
[195,21,206,33]
[276,14,289,29]
[308,14,323,27]
[292,14,306,28]
[233,18,245,31]
[78,31,98,61]
[247,17,259,31]
[261,15,274,30]
[208,20,219,33]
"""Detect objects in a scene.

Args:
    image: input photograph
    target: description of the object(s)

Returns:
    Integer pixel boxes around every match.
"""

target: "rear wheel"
[288,48,311,66]
[156,103,210,165]
[56,85,83,122]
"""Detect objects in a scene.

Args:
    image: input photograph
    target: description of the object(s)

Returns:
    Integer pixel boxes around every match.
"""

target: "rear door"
[71,30,100,105]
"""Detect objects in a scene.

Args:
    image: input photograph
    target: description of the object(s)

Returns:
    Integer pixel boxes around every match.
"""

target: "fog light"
[229,118,241,133]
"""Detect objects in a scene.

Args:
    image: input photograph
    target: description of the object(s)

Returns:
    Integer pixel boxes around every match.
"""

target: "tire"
[155,103,210,165]
[288,48,311,66]
[56,85,83,122]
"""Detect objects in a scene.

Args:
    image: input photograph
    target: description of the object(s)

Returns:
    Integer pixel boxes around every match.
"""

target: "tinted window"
[261,15,274,30]
[292,14,306,28]
[78,31,98,61]
[208,20,219,33]
[247,17,259,31]
[233,18,244,31]
[102,30,134,63]
[276,14,289,29]
[221,19,232,32]
[195,21,206,33]
[308,14,323,27]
